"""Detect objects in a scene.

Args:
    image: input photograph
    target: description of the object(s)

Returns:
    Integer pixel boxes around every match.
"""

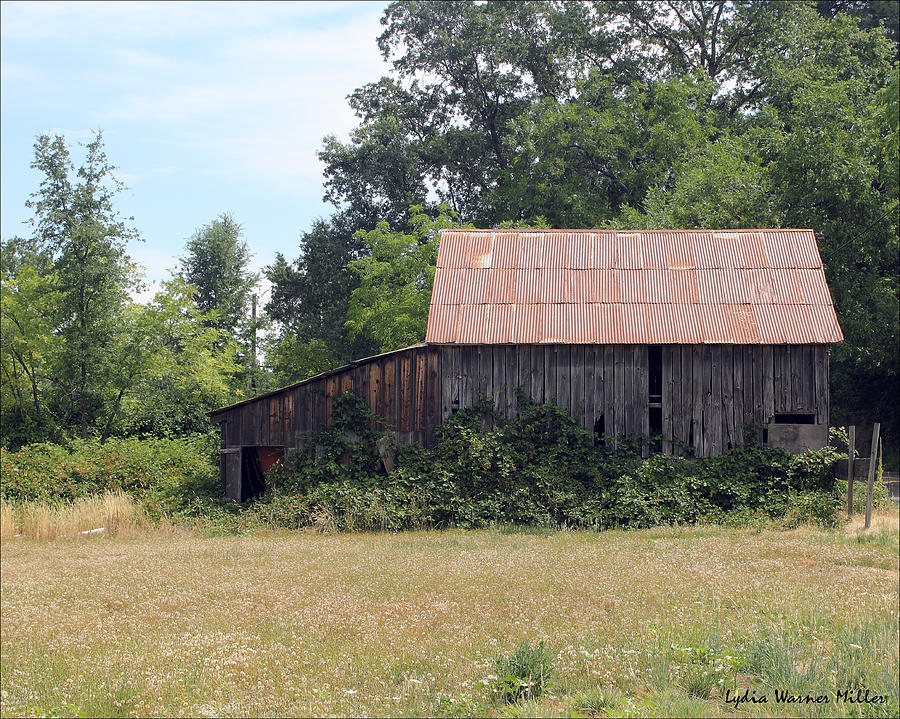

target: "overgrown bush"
[251,393,850,531]
[0,433,222,519]
[0,392,860,534]
[491,640,554,703]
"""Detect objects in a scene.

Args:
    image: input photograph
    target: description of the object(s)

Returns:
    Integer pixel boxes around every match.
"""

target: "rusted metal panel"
[570,232,593,269]
[763,231,797,268]
[462,268,488,304]
[620,269,648,303]
[514,269,542,304]
[796,268,833,305]
[493,232,520,268]
[512,304,541,343]
[540,268,569,303]
[485,268,516,304]
[426,304,458,343]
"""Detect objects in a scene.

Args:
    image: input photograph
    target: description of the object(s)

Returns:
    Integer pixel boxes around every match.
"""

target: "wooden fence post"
[846,425,855,518]
[864,423,881,529]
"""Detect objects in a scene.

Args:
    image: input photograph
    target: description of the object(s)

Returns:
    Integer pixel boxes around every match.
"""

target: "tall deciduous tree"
[346,206,458,352]
[176,213,258,338]
[0,237,60,445]
[26,131,140,438]
[264,213,378,383]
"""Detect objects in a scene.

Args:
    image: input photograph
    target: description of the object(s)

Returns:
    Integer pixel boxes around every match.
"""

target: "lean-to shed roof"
[426,229,843,344]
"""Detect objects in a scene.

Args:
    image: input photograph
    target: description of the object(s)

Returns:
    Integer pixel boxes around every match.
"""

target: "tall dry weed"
[1,491,169,540]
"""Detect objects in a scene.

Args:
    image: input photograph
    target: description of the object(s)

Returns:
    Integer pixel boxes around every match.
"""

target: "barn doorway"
[222,446,284,502]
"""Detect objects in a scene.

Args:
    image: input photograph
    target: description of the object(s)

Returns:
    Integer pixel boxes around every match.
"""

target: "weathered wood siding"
[212,343,829,459]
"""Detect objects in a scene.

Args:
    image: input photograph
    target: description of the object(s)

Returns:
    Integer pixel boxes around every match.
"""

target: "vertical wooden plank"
[469,345,481,410]
[477,345,492,399]
[414,349,427,438]
[762,346,774,425]
[298,387,308,438]
[679,346,692,454]
[370,360,384,427]
[544,346,558,407]
[662,346,673,454]
[325,375,338,426]
[456,346,470,411]
[789,345,800,411]
[711,346,724,455]
[297,388,308,442]
[383,357,397,431]
[637,345,649,455]
[491,346,505,419]
[692,346,705,457]
[439,346,456,421]
[305,381,318,435]
[722,345,735,450]
[569,344,584,426]
[772,346,783,414]
[340,370,353,396]
[477,345,493,428]
[582,345,595,431]
[740,347,753,433]
[505,345,518,419]
[621,345,632,440]
[423,348,440,444]
[398,352,412,435]
[270,396,279,446]
[865,423,882,528]
[613,345,625,443]
[588,345,600,436]
[555,345,572,415]
[602,345,613,445]
[670,346,681,454]
[795,345,806,411]
[732,345,743,447]
[357,364,369,405]
[750,346,760,439]
[244,403,255,446]
[814,345,828,425]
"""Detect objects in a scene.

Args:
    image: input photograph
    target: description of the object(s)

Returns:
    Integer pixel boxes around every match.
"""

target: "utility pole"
[251,293,257,392]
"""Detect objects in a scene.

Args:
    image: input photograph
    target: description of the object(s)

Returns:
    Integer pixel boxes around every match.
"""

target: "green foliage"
[491,641,554,704]
[346,205,460,351]
[264,213,378,384]
[0,433,219,513]
[0,237,61,445]
[114,280,245,437]
[25,131,142,439]
[249,393,846,533]
[176,213,257,339]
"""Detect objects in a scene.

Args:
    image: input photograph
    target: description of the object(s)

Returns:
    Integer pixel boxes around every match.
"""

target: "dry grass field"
[1,513,898,718]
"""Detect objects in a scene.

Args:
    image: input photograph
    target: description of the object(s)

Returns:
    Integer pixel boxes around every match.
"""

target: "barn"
[210,228,843,501]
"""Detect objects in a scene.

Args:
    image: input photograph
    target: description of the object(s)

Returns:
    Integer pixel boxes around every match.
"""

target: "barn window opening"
[649,406,662,452]
[648,345,662,404]
[594,414,605,442]
[773,413,815,424]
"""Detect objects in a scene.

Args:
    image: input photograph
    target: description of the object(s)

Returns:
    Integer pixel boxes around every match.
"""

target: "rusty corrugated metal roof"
[427,229,843,345]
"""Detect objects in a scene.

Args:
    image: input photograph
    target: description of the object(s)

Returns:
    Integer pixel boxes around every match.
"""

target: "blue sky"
[1,0,390,299]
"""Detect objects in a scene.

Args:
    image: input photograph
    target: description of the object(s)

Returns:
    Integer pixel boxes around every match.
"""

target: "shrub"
[0,433,220,518]
[491,640,554,703]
